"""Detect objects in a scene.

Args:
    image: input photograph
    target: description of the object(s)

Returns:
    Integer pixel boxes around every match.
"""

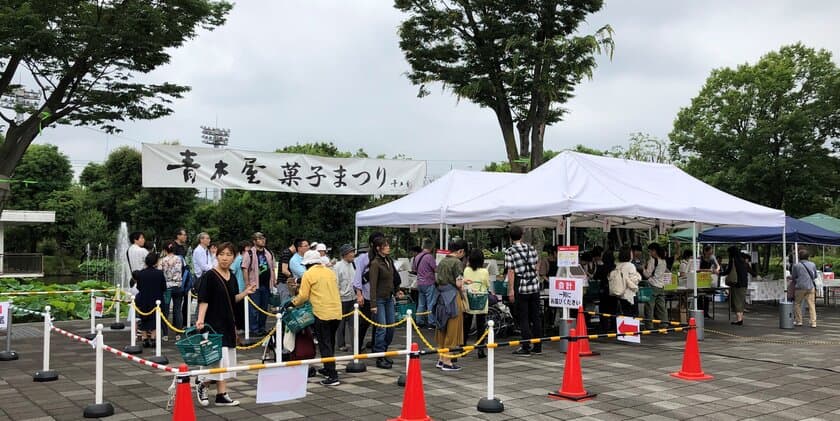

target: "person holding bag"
[720,246,754,326]
[195,242,257,407]
[609,247,641,317]
[642,243,669,329]
[462,248,489,359]
[790,249,819,328]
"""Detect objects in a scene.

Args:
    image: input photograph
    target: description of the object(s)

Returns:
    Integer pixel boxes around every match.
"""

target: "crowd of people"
[123,224,823,407]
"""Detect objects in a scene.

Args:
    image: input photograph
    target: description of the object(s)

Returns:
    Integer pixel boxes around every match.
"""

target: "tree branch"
[0,110,14,126]
[0,55,22,94]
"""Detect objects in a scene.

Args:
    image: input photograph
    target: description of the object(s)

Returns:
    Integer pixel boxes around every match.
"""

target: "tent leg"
[354,226,359,251]
[692,222,698,311]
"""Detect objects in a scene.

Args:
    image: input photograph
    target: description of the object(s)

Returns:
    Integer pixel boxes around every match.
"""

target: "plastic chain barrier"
[187,348,411,377]
[0,288,116,296]
[9,304,54,320]
[356,308,408,328]
[131,301,157,317]
[245,296,279,318]
[409,318,490,358]
[583,310,683,327]
[416,324,692,357]
[50,324,179,373]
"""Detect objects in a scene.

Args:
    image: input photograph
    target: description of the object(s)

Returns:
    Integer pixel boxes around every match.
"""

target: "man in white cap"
[315,243,333,267]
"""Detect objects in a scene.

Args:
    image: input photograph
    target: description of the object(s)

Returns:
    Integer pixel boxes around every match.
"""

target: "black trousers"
[356,299,377,349]
[462,312,487,345]
[516,292,541,351]
[313,318,340,378]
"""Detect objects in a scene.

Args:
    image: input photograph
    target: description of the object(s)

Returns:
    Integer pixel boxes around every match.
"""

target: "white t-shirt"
[127,244,149,272]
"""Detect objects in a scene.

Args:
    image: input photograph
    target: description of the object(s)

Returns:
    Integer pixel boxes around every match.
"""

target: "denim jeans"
[416,284,438,326]
[249,285,270,332]
[163,287,184,330]
[373,296,395,353]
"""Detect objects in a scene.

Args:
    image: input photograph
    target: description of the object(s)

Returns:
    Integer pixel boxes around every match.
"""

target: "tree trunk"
[517,121,531,158]
[494,107,525,173]
[0,120,41,214]
[530,121,546,170]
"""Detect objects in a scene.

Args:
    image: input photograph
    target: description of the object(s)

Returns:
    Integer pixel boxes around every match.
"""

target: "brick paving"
[3,301,840,420]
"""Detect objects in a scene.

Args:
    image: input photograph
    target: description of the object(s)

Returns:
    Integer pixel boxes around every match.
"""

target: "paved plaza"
[4,301,840,420]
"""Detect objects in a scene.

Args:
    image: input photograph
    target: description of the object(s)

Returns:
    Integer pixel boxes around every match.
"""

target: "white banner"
[0,302,8,331]
[142,144,427,195]
[256,365,308,403]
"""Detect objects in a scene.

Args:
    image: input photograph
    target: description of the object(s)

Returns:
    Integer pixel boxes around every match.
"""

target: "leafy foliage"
[6,144,73,210]
[395,0,613,171]
[1,278,117,322]
[670,43,840,217]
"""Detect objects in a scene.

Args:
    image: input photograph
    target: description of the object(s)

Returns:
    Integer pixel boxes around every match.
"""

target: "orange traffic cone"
[172,364,197,421]
[549,328,597,401]
[670,318,713,381]
[389,343,432,421]
[576,306,599,357]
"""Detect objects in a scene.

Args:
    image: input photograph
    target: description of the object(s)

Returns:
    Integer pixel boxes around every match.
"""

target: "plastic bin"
[176,325,223,366]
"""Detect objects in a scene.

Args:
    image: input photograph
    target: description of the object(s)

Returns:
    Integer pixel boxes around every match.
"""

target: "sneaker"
[319,377,340,386]
[195,381,209,407]
[811,323,817,328]
[512,347,531,356]
[317,368,330,378]
[214,393,239,407]
[531,346,542,355]
[435,360,444,369]
[338,346,348,352]
[162,335,169,342]
[794,322,803,326]
[142,339,152,348]
[376,358,392,369]
[441,364,462,372]
[383,357,394,364]
[174,335,182,341]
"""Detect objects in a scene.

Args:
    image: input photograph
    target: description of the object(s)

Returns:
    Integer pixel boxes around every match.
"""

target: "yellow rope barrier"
[342,310,355,319]
[409,318,489,358]
[236,326,277,350]
[357,309,408,328]
[415,310,431,316]
[245,296,278,318]
[131,302,156,317]
[158,308,186,334]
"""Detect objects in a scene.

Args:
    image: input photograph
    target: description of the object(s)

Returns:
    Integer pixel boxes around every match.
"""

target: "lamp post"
[200,125,230,202]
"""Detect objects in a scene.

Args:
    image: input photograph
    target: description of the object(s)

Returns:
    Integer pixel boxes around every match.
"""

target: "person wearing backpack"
[642,243,669,329]
[608,247,641,317]
[790,249,819,328]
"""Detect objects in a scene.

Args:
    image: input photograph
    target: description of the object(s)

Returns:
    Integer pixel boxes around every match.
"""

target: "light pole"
[200,125,230,202]
[0,87,40,124]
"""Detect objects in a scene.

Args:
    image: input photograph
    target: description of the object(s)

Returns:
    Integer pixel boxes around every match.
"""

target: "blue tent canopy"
[699,216,840,246]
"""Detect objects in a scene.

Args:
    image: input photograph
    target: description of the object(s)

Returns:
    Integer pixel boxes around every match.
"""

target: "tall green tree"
[610,132,670,163]
[6,143,72,210]
[0,0,232,212]
[395,0,613,172]
[670,43,840,217]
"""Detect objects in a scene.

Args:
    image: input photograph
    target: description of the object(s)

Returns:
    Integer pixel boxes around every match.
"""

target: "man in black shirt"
[173,228,188,257]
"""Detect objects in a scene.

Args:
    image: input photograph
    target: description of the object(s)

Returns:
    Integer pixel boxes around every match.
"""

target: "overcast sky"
[32,0,840,178]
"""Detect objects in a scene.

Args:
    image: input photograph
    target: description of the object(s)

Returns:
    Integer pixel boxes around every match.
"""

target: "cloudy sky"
[32,0,840,178]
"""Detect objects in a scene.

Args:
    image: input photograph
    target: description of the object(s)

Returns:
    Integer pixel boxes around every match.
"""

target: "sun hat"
[302,250,323,265]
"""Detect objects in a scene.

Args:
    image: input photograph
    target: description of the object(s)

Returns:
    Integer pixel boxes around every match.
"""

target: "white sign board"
[256,365,309,403]
[616,316,640,344]
[548,277,583,309]
[94,297,105,317]
[0,302,9,331]
[557,246,580,268]
[142,143,427,196]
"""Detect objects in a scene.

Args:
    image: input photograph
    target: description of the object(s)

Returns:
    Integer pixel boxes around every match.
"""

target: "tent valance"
[698,216,840,246]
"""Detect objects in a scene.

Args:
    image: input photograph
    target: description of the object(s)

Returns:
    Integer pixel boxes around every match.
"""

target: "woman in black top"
[195,242,256,407]
[720,246,755,325]
[135,252,166,348]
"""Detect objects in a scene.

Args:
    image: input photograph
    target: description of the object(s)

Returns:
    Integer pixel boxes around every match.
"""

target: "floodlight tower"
[0,87,40,124]
[200,125,230,202]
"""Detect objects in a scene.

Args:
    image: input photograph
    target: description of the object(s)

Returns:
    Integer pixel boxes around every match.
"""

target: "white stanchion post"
[244,298,251,341]
[33,306,58,381]
[275,312,282,363]
[110,288,124,330]
[186,293,193,328]
[85,293,96,340]
[477,320,503,412]
[83,324,114,418]
[124,295,142,354]
[146,300,168,365]
[345,303,366,373]
[397,309,412,386]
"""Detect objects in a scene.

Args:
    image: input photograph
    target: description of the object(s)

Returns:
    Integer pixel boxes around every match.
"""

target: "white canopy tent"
[354,169,522,247]
[443,151,787,313]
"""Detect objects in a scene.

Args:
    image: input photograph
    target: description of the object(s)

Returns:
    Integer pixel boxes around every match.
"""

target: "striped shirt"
[505,242,540,294]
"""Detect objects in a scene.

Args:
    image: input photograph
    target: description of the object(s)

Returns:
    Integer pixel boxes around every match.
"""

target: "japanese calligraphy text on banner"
[557,245,579,267]
[142,144,427,195]
[548,277,582,309]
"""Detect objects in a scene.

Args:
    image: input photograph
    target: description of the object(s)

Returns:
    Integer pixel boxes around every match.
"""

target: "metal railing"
[0,253,44,276]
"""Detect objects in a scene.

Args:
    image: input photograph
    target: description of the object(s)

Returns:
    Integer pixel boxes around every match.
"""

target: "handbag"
[724,264,738,287]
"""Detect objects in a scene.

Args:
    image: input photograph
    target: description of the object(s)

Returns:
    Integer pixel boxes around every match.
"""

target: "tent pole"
[692,222,698,311]
[564,216,571,321]
[445,225,450,247]
[354,226,359,251]
[439,224,444,249]
[794,242,799,264]
[782,222,788,298]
